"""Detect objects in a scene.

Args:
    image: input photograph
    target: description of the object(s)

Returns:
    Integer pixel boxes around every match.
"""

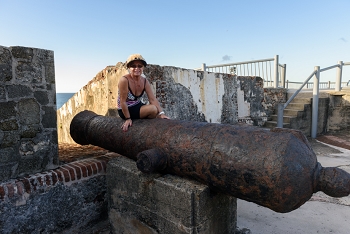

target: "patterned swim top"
[117,77,146,109]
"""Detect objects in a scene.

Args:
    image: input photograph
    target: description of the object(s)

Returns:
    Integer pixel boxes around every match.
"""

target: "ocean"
[56,93,75,109]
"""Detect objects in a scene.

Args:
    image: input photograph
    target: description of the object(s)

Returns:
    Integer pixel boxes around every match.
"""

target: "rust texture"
[70,110,350,213]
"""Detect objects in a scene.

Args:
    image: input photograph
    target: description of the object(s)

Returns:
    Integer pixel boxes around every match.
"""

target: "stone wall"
[327,91,350,132]
[58,64,283,144]
[107,155,237,234]
[237,77,287,126]
[0,155,112,233]
[0,46,58,182]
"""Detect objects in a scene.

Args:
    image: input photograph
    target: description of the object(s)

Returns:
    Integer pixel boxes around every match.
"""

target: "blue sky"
[1,0,349,93]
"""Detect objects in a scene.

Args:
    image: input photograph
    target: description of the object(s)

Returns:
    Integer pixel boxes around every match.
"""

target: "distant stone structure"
[0,46,58,182]
[57,64,286,144]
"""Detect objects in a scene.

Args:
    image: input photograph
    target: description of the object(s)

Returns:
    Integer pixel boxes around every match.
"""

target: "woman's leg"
[140,104,158,119]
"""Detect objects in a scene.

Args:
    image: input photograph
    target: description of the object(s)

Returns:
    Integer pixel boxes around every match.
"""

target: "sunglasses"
[129,64,144,68]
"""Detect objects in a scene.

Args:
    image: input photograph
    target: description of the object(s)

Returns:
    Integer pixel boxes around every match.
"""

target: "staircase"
[264,91,332,136]
[264,98,312,129]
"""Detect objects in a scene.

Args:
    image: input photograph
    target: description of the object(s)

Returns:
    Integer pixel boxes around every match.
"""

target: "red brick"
[22,179,31,193]
[100,160,107,172]
[95,161,103,172]
[70,163,82,180]
[54,170,64,182]
[51,171,58,185]
[0,186,5,200]
[62,165,76,181]
[15,181,24,196]
[45,175,51,186]
[75,162,88,177]
[6,184,14,198]
[29,178,37,191]
[37,176,43,186]
[80,161,93,176]
[60,168,70,182]
[90,162,98,174]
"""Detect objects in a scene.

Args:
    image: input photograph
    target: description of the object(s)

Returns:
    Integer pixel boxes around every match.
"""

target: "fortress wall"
[58,64,282,144]
[0,155,114,233]
[0,46,58,182]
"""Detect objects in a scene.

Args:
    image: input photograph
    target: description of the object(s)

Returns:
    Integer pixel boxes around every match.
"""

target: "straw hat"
[125,54,147,68]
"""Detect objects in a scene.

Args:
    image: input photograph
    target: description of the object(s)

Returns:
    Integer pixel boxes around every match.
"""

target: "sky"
[1,0,350,93]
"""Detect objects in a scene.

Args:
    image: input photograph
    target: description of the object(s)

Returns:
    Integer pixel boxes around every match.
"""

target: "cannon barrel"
[70,110,350,213]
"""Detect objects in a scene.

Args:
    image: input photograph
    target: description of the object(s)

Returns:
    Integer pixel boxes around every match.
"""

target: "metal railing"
[200,55,286,88]
[285,80,350,89]
[277,61,350,138]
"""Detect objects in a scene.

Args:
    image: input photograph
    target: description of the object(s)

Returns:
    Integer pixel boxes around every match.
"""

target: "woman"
[117,54,170,132]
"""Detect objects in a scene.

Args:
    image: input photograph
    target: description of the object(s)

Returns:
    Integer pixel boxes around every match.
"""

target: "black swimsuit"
[117,77,146,119]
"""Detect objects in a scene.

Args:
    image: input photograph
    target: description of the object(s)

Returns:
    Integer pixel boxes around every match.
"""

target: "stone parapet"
[0,45,58,182]
[0,154,116,233]
[107,156,237,234]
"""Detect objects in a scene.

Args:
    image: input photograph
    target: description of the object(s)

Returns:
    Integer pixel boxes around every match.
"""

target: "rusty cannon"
[70,110,350,213]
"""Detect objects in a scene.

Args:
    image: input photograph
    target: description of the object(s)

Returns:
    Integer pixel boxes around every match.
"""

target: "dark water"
[56,93,74,109]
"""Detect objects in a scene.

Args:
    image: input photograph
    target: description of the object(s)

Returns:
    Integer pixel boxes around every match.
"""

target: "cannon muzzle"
[70,110,350,213]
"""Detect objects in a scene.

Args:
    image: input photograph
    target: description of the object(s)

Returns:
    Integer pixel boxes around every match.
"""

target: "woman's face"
[129,61,144,76]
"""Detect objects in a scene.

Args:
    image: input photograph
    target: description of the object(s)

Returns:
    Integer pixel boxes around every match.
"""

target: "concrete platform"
[237,132,350,234]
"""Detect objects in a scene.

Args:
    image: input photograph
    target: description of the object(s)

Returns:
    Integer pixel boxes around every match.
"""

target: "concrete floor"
[237,135,350,234]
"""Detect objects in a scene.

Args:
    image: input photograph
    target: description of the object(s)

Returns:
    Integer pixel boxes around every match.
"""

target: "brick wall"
[0,154,116,233]
[0,46,58,182]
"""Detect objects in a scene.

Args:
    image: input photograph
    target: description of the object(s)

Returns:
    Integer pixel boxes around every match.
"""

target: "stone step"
[286,103,306,110]
[283,109,300,116]
[287,91,330,99]
[289,98,311,104]
[270,115,296,123]
[264,121,290,129]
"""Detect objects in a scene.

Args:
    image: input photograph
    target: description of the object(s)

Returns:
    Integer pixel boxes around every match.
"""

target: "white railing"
[199,55,286,88]
[277,61,350,138]
[285,80,350,89]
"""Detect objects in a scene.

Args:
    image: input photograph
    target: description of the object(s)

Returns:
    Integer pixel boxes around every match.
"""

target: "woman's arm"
[118,76,133,131]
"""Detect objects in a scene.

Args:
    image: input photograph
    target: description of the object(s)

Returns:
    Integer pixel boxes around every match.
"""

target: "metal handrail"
[285,80,349,89]
[319,64,339,72]
[200,55,285,88]
[206,57,274,68]
[282,71,316,108]
[277,61,350,138]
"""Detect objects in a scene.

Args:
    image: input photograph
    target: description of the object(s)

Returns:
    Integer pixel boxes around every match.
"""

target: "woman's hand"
[158,113,170,119]
[121,119,132,132]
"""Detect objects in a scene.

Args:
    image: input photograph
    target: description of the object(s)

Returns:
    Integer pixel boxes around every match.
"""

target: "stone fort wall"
[0,46,58,182]
[57,63,286,144]
[0,45,286,233]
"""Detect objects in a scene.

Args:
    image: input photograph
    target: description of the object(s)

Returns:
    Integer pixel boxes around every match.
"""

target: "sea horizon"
[56,93,75,109]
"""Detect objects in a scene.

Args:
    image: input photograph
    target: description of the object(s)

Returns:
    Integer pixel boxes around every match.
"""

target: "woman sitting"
[117,54,170,132]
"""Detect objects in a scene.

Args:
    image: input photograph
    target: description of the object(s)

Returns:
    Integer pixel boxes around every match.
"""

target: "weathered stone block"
[0,131,20,148]
[0,101,16,120]
[20,124,41,138]
[0,47,12,83]
[0,119,19,131]
[17,154,42,173]
[0,162,18,181]
[107,156,237,234]
[15,61,43,83]
[42,106,57,128]
[0,86,5,100]
[0,148,19,164]
[45,61,55,84]
[10,46,34,60]
[34,90,49,105]
[7,84,32,99]
[18,98,40,125]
